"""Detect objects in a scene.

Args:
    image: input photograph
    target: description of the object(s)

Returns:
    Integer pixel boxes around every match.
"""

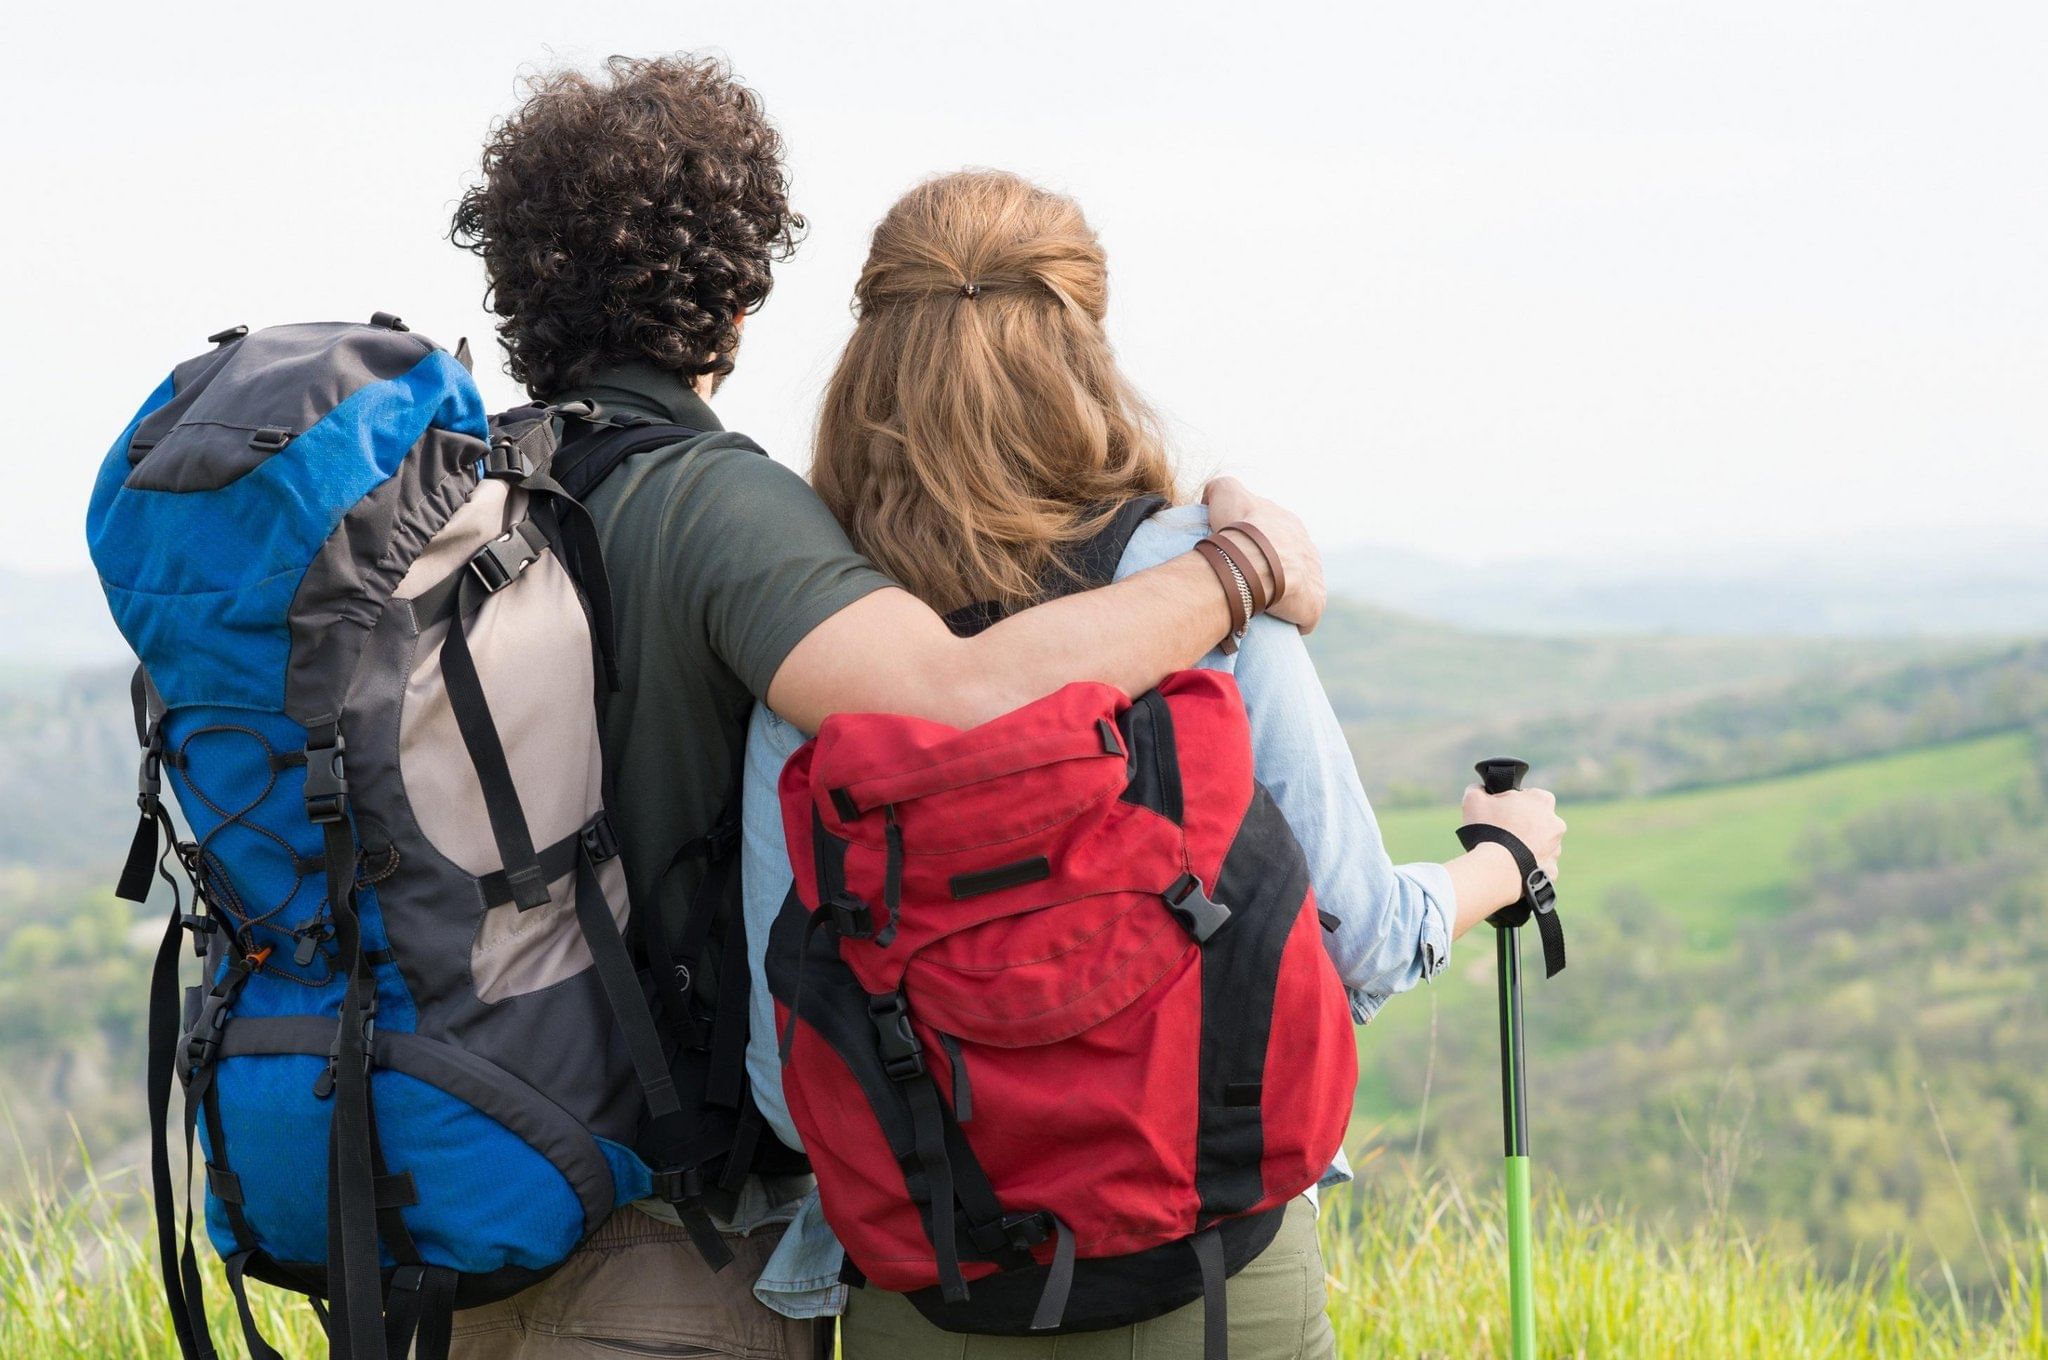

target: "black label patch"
[948,856,1052,899]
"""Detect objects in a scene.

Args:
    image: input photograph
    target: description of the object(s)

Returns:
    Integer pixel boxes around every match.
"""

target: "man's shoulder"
[594,428,820,524]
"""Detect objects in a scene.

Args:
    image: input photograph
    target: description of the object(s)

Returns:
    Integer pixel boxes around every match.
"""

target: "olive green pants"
[840,1198,1334,1360]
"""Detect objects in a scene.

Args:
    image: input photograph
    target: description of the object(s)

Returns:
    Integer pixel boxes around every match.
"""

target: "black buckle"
[484,434,535,480]
[311,993,378,1099]
[181,991,233,1083]
[180,911,218,958]
[303,734,349,824]
[248,427,293,453]
[971,1210,1052,1257]
[181,953,260,1084]
[867,992,925,1081]
[825,892,876,941]
[1163,873,1232,944]
[1527,868,1556,913]
[136,727,165,811]
[579,814,622,864]
[650,1165,706,1205]
[470,531,539,593]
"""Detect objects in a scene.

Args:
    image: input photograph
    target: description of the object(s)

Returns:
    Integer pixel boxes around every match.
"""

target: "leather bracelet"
[1202,532,1266,617]
[1191,537,1252,654]
[1218,521,1286,609]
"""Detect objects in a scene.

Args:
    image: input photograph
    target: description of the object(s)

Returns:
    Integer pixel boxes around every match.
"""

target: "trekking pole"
[1457,757,1565,1360]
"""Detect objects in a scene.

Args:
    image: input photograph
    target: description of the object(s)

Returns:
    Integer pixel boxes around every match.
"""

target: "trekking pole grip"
[1476,758,1529,796]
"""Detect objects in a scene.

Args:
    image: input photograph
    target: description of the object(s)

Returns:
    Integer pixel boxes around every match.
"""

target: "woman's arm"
[1229,612,1564,1019]
[741,703,814,1153]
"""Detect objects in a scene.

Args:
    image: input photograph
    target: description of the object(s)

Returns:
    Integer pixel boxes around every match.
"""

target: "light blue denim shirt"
[738,504,1458,1317]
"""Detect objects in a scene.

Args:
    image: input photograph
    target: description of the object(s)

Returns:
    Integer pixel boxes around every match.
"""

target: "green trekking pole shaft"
[1477,758,1539,1360]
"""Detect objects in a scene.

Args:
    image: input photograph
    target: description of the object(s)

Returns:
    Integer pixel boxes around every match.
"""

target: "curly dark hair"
[450,55,805,395]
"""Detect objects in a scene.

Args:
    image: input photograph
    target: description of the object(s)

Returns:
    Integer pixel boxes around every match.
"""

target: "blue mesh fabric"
[201,1054,591,1273]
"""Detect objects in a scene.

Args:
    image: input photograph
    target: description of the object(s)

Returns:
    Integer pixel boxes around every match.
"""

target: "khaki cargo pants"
[840,1198,1335,1360]
[450,1208,830,1359]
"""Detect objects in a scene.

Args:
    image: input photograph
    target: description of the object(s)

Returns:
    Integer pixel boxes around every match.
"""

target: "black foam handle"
[1476,758,1530,795]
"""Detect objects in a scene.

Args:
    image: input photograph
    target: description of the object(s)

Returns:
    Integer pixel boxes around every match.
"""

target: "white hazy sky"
[4,1,2043,576]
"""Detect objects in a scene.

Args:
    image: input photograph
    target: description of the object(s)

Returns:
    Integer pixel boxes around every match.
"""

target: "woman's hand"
[1201,476,1327,633]
[1446,785,1567,936]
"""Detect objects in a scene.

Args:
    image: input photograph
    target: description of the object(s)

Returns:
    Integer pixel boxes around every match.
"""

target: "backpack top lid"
[86,318,487,721]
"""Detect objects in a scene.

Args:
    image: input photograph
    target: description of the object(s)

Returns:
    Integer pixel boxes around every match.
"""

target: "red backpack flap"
[766,670,1357,1335]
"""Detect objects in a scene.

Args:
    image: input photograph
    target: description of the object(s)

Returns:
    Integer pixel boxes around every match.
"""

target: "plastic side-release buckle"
[825,891,876,941]
[1163,872,1232,943]
[650,1165,707,1205]
[303,734,349,823]
[970,1209,1053,1257]
[579,813,622,864]
[136,724,165,812]
[469,529,542,593]
[867,992,925,1081]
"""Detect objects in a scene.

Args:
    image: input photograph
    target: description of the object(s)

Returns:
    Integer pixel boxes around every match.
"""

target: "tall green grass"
[1322,1169,2048,1358]
[5,1159,2043,1358]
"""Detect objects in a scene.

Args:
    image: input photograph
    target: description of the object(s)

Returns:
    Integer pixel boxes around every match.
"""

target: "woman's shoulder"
[1112,502,1210,580]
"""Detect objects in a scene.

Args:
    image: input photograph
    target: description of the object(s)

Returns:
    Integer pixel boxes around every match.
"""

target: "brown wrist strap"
[1219,521,1286,608]
[1210,533,1267,618]
[1191,537,1250,655]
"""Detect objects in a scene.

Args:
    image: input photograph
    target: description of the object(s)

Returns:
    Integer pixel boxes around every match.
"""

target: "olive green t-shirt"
[552,362,892,946]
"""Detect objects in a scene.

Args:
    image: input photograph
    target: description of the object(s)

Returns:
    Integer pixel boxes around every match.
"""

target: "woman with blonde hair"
[741,170,1567,1357]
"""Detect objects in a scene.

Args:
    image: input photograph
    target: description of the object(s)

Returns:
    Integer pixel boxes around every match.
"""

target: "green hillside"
[1375,731,2037,946]
[1351,728,2048,1293]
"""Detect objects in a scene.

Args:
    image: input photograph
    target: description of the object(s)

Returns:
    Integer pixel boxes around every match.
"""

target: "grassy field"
[1374,730,2037,946]
[4,1162,2042,1359]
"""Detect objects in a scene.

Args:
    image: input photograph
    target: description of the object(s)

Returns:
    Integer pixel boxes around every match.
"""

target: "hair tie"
[960,281,981,299]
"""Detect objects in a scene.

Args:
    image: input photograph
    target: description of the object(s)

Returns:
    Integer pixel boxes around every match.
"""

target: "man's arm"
[765,478,1325,733]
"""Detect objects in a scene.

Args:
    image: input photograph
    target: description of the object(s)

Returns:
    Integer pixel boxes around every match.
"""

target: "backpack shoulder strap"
[1064,494,1170,590]
[551,419,706,503]
[942,495,1171,638]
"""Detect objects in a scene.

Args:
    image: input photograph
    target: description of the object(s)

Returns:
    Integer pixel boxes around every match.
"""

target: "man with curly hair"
[445,54,1327,1358]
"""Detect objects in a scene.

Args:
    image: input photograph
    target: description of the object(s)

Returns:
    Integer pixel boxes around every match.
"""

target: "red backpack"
[766,519,1357,1353]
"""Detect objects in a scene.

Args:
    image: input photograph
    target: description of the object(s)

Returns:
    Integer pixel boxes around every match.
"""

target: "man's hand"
[1202,476,1327,632]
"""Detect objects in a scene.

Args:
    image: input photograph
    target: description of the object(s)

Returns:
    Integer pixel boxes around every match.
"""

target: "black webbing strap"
[200,1075,258,1250]
[570,843,683,1127]
[404,519,549,632]
[521,475,620,693]
[309,719,389,1360]
[147,897,216,1360]
[475,826,584,910]
[1028,1216,1078,1332]
[1191,1224,1228,1360]
[382,1264,457,1360]
[1456,823,1567,978]
[938,1032,973,1124]
[224,1250,286,1360]
[571,839,736,1272]
[439,571,551,910]
[365,1096,422,1265]
[904,1074,967,1303]
[549,420,704,504]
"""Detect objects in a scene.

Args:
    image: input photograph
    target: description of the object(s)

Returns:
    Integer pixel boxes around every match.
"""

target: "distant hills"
[1328,525,2048,637]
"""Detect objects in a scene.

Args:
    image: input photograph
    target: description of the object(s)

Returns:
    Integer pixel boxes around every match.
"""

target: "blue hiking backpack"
[88,316,757,1360]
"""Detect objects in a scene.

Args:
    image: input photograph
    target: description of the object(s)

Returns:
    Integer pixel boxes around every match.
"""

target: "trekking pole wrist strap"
[1455,822,1566,978]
